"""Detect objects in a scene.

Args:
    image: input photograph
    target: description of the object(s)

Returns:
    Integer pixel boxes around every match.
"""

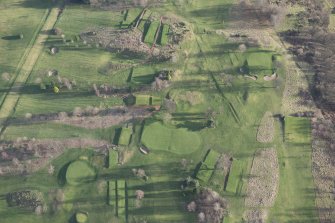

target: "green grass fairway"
[144,21,160,45]
[108,180,116,207]
[108,149,118,168]
[131,66,156,85]
[247,51,273,70]
[141,121,201,154]
[225,159,244,194]
[66,160,97,185]
[197,149,220,182]
[118,126,132,146]
[268,117,318,222]
[159,24,169,45]
[135,94,151,105]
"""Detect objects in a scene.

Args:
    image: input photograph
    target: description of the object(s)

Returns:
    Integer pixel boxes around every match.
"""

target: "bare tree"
[198,212,206,223]
[12,158,19,166]
[181,158,188,170]
[48,164,55,175]
[1,72,11,81]
[132,168,148,180]
[55,189,65,202]
[238,44,247,52]
[93,83,100,97]
[187,201,197,212]
[135,190,145,200]
[189,188,228,223]
[162,112,172,124]
[162,99,177,113]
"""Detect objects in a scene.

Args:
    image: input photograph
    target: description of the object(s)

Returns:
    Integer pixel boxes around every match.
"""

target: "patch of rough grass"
[245,148,279,208]
[256,111,274,143]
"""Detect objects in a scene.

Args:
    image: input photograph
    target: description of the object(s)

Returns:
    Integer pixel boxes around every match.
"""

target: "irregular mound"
[65,160,96,185]
[245,148,279,208]
[256,111,274,143]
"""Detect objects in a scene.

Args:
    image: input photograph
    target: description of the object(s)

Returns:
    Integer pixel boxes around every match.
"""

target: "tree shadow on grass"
[58,162,71,186]
[189,4,233,24]
[13,0,52,9]
[1,35,22,40]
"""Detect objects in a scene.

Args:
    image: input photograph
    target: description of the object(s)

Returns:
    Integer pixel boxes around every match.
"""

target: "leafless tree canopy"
[135,190,145,200]
[188,188,227,223]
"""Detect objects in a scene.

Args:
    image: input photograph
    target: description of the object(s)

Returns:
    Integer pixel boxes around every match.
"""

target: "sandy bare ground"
[0,138,111,176]
[0,6,60,134]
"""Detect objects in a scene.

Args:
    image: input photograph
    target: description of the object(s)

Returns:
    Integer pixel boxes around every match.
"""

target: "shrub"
[75,212,88,223]
[6,190,43,210]
[53,86,59,93]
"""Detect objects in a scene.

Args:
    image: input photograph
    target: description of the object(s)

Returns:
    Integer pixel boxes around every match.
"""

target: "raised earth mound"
[65,160,97,185]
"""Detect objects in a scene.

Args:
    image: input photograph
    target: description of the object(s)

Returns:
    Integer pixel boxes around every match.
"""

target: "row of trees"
[281,0,335,112]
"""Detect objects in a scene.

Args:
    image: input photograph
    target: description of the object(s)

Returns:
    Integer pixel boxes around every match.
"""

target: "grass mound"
[141,121,201,154]
[65,160,97,185]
